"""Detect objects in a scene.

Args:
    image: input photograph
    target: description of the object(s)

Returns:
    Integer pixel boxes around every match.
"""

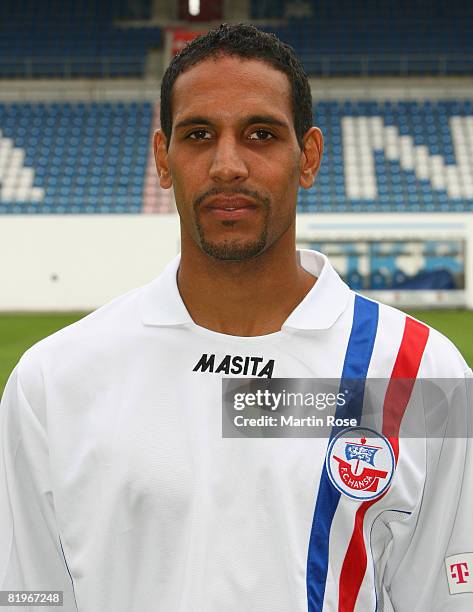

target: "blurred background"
[1,0,472,389]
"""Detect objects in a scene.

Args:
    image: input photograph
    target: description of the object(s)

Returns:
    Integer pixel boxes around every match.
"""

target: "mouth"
[203,196,260,220]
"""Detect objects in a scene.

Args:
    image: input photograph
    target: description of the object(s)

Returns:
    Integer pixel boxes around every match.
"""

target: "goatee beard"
[198,230,268,261]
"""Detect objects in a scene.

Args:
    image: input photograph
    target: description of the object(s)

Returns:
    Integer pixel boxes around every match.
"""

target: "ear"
[153,129,173,189]
[299,127,324,189]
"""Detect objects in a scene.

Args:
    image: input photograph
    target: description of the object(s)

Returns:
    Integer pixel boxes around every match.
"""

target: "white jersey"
[0,250,472,612]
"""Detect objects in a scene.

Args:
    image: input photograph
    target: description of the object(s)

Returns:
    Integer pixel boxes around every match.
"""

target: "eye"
[248,129,274,141]
[188,129,212,140]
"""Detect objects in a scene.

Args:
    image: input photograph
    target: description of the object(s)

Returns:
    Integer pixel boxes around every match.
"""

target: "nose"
[208,135,249,183]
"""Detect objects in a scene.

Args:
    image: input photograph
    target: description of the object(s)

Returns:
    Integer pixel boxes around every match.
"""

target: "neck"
[177,227,316,336]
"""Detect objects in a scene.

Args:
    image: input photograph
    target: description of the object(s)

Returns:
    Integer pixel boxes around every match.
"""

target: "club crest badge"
[326,427,395,501]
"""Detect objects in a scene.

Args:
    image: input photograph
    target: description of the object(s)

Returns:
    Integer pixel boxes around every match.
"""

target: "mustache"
[194,187,270,209]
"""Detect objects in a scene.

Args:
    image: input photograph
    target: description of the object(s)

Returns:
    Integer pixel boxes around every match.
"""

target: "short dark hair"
[160,23,313,149]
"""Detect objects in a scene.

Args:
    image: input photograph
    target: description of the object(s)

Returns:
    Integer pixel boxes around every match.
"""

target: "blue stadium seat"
[2,97,473,214]
[0,0,160,78]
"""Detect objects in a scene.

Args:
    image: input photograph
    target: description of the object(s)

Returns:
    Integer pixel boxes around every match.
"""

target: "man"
[0,23,472,612]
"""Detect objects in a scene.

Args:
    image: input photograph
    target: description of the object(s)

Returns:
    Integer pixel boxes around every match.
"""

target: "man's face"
[155,55,322,261]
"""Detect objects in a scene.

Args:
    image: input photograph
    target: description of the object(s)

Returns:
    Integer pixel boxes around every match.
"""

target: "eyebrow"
[174,114,289,130]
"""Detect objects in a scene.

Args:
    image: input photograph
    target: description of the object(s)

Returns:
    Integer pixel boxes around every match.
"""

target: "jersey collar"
[139,249,351,331]
[282,249,351,330]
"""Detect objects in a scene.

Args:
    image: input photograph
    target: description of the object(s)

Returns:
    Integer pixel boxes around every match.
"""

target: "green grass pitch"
[0,310,472,394]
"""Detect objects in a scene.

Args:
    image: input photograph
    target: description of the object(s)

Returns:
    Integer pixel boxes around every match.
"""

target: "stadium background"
[1,0,473,391]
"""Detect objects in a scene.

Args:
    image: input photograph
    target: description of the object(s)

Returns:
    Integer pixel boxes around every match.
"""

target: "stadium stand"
[0,0,160,78]
[264,0,473,75]
[1,0,471,78]
[1,99,473,214]
[0,101,170,213]
[303,99,473,213]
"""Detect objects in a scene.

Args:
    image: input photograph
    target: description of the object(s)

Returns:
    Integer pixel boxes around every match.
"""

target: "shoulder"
[16,281,152,394]
[416,317,470,377]
[352,293,470,377]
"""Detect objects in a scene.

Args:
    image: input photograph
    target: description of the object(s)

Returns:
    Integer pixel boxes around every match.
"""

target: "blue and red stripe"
[306,295,379,611]
[337,316,429,612]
